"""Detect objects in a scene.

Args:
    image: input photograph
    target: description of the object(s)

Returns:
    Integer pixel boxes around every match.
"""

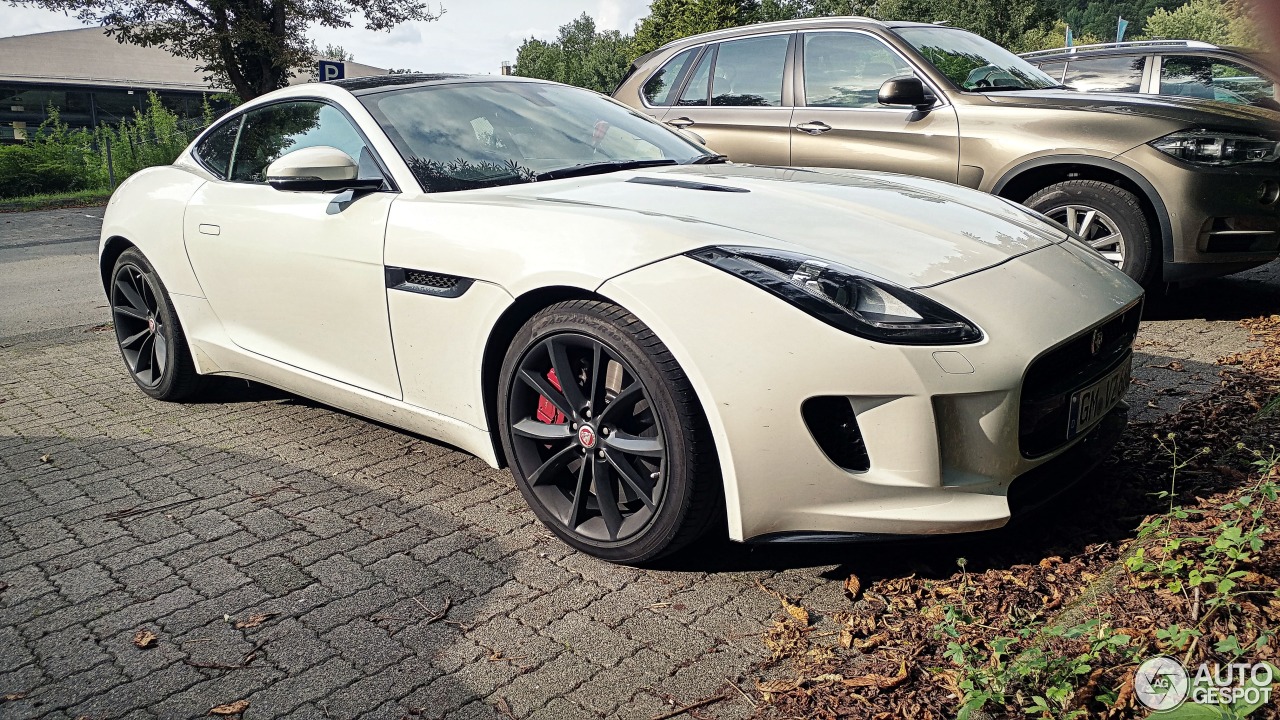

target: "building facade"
[0,27,386,142]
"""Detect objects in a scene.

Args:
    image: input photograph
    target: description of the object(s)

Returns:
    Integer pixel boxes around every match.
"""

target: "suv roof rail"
[647,15,883,55]
[1020,39,1219,59]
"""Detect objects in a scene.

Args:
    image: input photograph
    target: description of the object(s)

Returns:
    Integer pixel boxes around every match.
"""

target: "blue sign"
[319,60,345,82]
[1116,16,1129,43]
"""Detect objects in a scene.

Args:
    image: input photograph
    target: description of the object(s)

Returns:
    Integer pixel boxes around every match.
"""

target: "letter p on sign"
[319,60,345,81]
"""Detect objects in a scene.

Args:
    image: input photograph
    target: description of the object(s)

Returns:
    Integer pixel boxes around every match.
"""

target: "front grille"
[802,396,870,472]
[405,270,459,290]
[1019,301,1141,458]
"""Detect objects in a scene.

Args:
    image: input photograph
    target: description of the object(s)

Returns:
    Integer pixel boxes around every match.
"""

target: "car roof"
[327,72,552,96]
[1022,40,1234,62]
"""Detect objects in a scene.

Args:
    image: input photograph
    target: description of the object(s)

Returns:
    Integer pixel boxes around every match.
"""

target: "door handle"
[667,117,695,129]
[198,224,220,236]
[795,121,832,135]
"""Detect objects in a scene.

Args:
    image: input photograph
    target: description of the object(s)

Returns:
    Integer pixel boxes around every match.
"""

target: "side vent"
[802,396,870,472]
[385,267,473,298]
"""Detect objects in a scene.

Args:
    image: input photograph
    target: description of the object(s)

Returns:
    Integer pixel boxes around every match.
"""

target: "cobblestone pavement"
[1,207,1276,719]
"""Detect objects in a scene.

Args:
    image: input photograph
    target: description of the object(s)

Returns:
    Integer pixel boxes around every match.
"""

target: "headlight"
[1150,129,1280,166]
[688,246,983,345]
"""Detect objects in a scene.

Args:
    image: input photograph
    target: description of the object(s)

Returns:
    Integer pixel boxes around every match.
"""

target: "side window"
[711,35,789,107]
[678,48,714,106]
[1161,55,1276,107]
[802,32,915,108]
[194,118,241,180]
[230,102,369,183]
[1037,61,1066,83]
[1063,56,1144,93]
[644,47,698,106]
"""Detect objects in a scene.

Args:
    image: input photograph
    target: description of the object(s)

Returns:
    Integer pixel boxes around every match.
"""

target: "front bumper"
[1120,145,1280,280]
[600,242,1144,541]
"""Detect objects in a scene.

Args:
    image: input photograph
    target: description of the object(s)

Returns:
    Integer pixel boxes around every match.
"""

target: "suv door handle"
[795,121,832,135]
[667,117,695,128]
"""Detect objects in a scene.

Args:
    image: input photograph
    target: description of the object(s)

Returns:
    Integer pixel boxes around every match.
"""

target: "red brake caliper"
[535,369,568,425]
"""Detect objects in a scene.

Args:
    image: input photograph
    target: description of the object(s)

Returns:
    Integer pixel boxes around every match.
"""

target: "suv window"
[644,47,698,106]
[230,101,368,183]
[194,118,241,180]
[1037,60,1066,83]
[803,32,914,108]
[1063,56,1144,93]
[678,48,715,106]
[710,35,789,107]
[1161,55,1277,107]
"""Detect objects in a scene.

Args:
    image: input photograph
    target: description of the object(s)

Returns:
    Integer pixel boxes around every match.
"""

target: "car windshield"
[359,80,716,193]
[896,27,1061,92]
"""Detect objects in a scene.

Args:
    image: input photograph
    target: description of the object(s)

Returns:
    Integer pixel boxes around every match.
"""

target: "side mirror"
[878,75,936,111]
[266,146,383,192]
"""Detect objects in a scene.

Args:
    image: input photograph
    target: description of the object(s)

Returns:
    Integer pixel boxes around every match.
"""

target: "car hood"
[976,89,1280,131]
[481,164,1069,289]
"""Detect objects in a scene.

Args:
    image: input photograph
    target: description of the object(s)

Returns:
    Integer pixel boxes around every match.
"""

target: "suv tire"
[1026,180,1155,286]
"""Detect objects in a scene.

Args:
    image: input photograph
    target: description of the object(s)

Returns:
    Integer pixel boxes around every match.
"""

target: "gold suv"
[613,17,1280,286]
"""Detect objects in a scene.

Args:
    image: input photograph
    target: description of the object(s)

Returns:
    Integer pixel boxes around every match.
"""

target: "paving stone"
[244,555,314,596]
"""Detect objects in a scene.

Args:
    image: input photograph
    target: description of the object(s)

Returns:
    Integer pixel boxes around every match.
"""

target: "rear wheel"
[497,300,720,564]
[110,248,205,401]
[1025,180,1155,286]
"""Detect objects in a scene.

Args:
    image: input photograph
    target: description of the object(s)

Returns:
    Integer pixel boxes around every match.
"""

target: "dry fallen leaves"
[843,574,862,601]
[209,700,249,716]
[38,454,51,463]
[2,693,25,702]
[233,613,277,629]
[132,629,158,649]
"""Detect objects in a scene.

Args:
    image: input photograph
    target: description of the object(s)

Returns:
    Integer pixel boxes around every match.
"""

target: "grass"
[0,188,114,213]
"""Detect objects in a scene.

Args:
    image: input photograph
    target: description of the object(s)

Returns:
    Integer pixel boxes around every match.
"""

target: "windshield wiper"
[535,159,678,181]
[687,153,729,164]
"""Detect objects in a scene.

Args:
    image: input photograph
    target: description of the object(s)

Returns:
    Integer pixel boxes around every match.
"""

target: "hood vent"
[626,176,749,193]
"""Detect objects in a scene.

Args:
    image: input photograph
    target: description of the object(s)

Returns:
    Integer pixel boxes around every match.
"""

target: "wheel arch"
[99,235,136,294]
[480,285,610,467]
[991,155,1173,265]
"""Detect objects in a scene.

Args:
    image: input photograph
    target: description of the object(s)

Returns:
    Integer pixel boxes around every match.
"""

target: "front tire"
[497,300,720,564]
[1025,180,1155,286]
[109,248,205,401]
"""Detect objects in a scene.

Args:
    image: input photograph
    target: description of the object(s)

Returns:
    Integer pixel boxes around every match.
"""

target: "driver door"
[184,100,402,398]
[790,30,959,183]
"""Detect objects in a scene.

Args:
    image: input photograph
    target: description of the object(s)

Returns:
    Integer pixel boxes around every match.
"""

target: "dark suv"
[1021,40,1278,110]
[613,18,1280,286]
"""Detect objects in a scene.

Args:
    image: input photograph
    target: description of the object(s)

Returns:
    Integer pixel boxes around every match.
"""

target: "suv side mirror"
[266,146,383,192]
[878,76,936,111]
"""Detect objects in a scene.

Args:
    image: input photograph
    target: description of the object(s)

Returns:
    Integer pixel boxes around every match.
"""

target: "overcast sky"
[2,0,652,75]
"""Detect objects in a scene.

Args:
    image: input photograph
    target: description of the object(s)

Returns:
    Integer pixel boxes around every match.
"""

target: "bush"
[0,92,213,200]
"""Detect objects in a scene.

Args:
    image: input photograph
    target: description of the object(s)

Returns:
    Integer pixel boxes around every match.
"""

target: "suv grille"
[1019,301,1141,458]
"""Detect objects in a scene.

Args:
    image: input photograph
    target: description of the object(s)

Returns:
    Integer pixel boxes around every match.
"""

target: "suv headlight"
[1151,129,1280,166]
[688,246,983,345]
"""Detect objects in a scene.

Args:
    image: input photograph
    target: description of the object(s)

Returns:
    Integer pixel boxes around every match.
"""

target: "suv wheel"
[1025,180,1155,286]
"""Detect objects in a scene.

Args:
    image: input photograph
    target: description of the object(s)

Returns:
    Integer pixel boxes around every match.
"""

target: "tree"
[631,0,758,57]
[873,0,1056,49]
[513,13,633,93]
[1143,0,1257,47]
[12,0,442,101]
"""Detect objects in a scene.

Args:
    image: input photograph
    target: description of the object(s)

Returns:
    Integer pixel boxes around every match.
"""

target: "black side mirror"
[878,75,936,111]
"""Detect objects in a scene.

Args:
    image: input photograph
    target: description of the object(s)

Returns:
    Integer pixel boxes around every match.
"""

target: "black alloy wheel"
[109,248,205,401]
[508,332,666,543]
[498,300,720,563]
[111,263,169,388]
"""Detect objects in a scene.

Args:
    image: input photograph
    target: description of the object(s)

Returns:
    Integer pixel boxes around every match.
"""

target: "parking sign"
[319,60,345,81]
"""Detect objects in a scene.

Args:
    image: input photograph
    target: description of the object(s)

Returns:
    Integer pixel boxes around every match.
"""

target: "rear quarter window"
[1063,56,1145,93]
[643,47,698,106]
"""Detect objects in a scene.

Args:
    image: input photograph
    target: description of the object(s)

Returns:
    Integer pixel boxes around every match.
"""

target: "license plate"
[1068,355,1132,438]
